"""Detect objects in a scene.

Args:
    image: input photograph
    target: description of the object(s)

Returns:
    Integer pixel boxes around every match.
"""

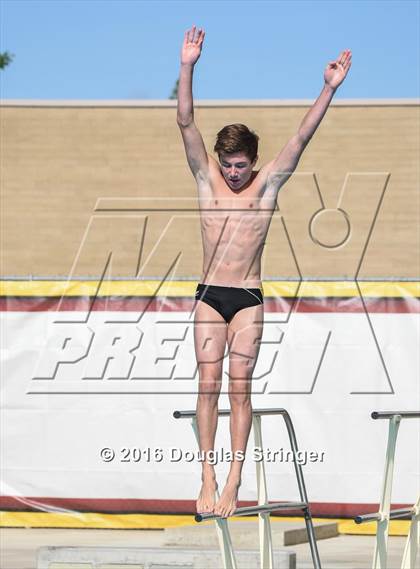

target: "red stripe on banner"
[0,496,412,518]
[0,296,419,313]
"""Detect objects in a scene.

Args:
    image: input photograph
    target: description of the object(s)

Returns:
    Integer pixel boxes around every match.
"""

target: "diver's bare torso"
[197,156,277,289]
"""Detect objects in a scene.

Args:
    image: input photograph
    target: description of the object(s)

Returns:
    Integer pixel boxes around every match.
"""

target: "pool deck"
[0,526,414,569]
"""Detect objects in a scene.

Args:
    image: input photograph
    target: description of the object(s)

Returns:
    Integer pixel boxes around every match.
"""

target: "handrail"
[195,501,308,522]
[355,507,414,524]
[174,408,291,419]
[174,406,321,568]
[371,411,420,420]
[354,411,420,569]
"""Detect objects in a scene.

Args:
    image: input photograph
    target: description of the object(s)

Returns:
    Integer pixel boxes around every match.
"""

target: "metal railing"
[354,411,420,569]
[174,407,321,569]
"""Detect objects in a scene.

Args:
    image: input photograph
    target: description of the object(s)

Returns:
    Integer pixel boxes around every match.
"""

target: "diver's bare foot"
[214,477,241,518]
[196,476,218,514]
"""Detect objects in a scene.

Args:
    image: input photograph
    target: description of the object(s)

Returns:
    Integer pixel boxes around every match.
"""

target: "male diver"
[177,25,351,518]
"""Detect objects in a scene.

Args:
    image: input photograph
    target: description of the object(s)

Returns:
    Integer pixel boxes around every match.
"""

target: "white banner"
[1,292,419,516]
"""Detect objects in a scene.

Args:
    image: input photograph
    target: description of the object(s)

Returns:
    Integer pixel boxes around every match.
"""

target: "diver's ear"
[253,155,258,166]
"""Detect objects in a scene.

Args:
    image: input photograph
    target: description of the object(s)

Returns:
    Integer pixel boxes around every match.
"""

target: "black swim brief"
[195,283,264,323]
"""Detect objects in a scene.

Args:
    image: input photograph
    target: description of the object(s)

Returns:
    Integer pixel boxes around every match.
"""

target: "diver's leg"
[214,302,264,517]
[194,299,227,513]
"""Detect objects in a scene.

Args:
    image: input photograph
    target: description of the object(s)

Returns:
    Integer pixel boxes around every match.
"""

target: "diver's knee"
[198,376,222,400]
[228,389,251,408]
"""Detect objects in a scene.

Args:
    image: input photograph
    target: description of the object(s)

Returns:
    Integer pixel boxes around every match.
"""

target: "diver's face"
[219,152,257,190]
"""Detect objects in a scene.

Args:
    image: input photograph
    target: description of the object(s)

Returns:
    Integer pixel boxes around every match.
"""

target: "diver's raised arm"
[176,26,211,183]
[177,25,205,127]
[263,49,352,190]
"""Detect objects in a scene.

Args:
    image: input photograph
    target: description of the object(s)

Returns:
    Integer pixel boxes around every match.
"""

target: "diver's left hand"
[324,50,352,89]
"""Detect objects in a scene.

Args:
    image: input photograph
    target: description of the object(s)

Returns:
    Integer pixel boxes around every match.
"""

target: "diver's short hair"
[214,123,259,162]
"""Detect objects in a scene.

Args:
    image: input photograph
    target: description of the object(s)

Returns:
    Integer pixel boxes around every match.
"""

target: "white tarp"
[1,289,419,517]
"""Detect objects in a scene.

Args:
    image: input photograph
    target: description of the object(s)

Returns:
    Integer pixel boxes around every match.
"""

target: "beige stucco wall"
[1,101,419,279]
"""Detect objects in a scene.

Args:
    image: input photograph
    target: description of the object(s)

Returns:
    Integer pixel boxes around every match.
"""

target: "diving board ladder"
[354,411,420,569]
[173,407,321,569]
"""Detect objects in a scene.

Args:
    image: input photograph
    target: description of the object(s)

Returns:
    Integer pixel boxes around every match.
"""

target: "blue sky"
[1,0,419,99]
